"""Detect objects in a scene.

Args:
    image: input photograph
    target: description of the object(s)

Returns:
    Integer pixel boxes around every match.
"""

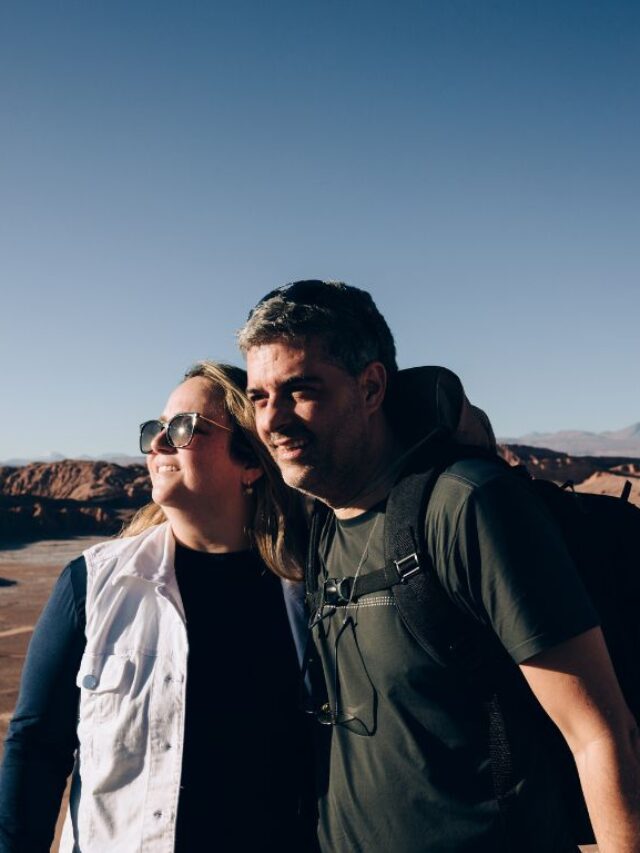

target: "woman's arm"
[0,557,87,852]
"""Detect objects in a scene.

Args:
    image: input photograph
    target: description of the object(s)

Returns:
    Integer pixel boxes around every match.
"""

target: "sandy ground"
[0,538,107,742]
[0,537,107,852]
[0,537,599,852]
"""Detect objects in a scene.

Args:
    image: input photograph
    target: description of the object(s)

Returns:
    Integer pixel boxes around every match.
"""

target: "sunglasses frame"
[139,411,231,454]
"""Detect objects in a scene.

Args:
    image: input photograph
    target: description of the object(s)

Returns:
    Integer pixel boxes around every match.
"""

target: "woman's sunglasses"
[139,412,230,454]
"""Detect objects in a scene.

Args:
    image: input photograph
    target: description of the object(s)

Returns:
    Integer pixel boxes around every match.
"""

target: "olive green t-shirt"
[313,458,598,853]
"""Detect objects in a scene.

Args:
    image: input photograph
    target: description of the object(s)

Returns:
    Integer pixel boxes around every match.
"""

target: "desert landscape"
[1,449,634,850]
[0,460,151,743]
[0,461,151,849]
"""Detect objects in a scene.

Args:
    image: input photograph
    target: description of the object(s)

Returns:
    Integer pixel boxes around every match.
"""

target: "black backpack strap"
[385,460,520,830]
[301,500,335,710]
[305,441,465,611]
[383,467,480,665]
[307,547,427,610]
[305,500,332,607]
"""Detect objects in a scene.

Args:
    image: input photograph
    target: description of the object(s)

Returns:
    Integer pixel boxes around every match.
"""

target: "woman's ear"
[242,464,263,488]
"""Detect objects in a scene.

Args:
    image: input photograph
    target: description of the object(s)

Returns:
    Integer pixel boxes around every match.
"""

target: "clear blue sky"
[1,0,638,459]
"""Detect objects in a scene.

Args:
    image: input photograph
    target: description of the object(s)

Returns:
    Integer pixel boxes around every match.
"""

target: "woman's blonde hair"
[122,361,305,580]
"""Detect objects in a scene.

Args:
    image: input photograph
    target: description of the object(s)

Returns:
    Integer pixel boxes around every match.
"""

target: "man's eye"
[292,388,317,400]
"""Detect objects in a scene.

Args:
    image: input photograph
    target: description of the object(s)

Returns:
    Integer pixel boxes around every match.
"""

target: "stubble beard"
[267,398,372,507]
[274,443,368,509]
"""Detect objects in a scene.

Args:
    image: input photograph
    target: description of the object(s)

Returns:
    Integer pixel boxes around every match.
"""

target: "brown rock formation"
[0,461,151,543]
[0,461,150,505]
[499,444,640,507]
[575,472,640,505]
[1,449,638,544]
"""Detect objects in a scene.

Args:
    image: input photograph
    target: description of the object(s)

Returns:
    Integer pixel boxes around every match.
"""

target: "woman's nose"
[149,425,174,454]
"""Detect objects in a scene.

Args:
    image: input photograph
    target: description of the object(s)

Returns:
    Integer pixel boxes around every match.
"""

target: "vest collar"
[83,522,176,587]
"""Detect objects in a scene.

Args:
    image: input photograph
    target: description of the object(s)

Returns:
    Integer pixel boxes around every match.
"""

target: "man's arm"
[520,626,640,853]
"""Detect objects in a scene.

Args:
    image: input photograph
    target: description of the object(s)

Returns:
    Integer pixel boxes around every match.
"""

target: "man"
[239,280,640,853]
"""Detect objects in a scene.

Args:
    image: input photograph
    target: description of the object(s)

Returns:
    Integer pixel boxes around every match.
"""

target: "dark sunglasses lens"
[139,421,164,454]
[316,703,338,726]
[314,703,369,734]
[167,414,195,448]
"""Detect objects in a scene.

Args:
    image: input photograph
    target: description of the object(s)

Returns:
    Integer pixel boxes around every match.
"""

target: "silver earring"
[243,482,254,495]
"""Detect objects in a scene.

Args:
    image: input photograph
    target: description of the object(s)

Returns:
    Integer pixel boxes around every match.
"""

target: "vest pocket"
[76,653,132,722]
[75,652,150,798]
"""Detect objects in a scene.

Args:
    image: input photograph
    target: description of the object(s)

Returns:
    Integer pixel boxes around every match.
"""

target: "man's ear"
[359,361,387,414]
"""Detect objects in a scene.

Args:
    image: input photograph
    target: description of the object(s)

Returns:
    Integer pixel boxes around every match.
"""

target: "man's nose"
[258,396,292,435]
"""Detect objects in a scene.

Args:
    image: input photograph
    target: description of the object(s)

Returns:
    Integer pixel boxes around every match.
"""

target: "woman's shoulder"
[66,553,88,602]
[46,555,88,627]
[83,521,170,572]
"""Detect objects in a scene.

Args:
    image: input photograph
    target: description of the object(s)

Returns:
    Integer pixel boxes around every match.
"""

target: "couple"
[2,281,639,852]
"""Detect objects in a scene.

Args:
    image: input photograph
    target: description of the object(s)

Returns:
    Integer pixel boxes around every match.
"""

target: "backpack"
[305,369,640,846]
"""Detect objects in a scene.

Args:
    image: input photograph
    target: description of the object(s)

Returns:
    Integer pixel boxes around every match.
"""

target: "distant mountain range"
[498,422,640,457]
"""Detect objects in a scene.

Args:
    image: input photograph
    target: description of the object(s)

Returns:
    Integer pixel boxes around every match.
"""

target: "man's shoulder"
[425,454,534,535]
[436,454,513,496]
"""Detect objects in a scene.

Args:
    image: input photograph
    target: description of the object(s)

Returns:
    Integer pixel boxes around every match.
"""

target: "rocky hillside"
[0,461,151,542]
[0,460,150,503]
[1,449,638,544]
[499,445,640,506]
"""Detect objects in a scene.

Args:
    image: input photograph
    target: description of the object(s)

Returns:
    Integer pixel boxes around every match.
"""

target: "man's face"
[246,337,372,505]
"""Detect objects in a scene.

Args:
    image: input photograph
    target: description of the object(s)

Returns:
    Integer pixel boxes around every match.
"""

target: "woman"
[0,362,312,852]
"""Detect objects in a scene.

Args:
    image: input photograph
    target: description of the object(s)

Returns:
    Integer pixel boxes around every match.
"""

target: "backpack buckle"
[323,577,352,606]
[394,553,421,582]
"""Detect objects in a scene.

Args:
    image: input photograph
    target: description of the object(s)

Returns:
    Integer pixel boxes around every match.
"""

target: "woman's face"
[146,377,252,515]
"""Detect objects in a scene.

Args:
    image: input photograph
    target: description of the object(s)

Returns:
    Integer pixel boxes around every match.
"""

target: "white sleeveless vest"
[59,522,188,853]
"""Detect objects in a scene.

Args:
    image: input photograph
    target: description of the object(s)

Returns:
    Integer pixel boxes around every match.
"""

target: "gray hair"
[237,280,398,377]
